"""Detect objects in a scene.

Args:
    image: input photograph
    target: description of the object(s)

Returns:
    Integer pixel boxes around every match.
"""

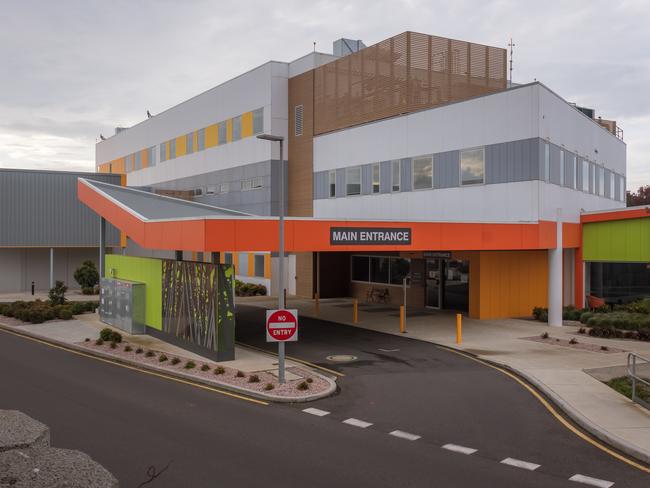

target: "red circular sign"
[266,309,297,341]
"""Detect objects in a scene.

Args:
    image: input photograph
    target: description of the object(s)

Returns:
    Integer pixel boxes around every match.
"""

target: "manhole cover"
[326,355,358,363]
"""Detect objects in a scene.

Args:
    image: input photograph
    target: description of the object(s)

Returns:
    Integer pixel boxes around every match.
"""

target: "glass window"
[372,163,380,193]
[389,258,410,285]
[218,123,227,144]
[197,128,205,151]
[160,143,167,162]
[544,143,550,181]
[582,160,589,192]
[254,254,265,277]
[351,256,370,282]
[559,150,565,186]
[241,179,252,191]
[134,151,141,171]
[125,154,132,173]
[329,170,336,198]
[391,160,401,192]
[219,182,229,194]
[413,156,433,190]
[620,176,626,202]
[253,108,264,135]
[460,148,485,185]
[591,163,596,193]
[598,166,605,196]
[224,253,233,265]
[232,115,242,141]
[571,156,577,189]
[186,133,194,154]
[169,139,176,159]
[252,177,263,189]
[610,170,615,199]
[369,257,389,284]
[346,167,361,196]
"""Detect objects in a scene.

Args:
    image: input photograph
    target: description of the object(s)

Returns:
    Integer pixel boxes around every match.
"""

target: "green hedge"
[582,312,650,330]
[0,300,98,324]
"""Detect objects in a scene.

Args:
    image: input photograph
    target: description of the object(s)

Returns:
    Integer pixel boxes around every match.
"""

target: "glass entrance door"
[425,258,443,308]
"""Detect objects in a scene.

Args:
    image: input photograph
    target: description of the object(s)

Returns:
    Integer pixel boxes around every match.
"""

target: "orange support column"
[574,246,584,309]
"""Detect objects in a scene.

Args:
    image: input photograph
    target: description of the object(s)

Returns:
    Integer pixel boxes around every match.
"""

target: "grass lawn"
[605,376,650,404]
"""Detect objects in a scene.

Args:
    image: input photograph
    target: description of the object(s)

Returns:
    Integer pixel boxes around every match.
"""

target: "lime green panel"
[583,218,650,262]
[105,254,162,330]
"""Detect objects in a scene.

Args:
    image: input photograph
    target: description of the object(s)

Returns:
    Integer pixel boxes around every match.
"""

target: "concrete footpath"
[241,295,650,464]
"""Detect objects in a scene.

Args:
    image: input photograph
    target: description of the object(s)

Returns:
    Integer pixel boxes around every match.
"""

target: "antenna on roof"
[313,41,316,52]
[508,38,515,85]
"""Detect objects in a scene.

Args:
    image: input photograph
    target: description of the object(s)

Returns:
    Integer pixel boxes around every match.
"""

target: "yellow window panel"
[166,141,171,159]
[264,254,271,278]
[176,136,187,157]
[226,119,233,143]
[242,111,253,138]
[206,124,218,148]
[142,149,149,168]
[193,131,199,151]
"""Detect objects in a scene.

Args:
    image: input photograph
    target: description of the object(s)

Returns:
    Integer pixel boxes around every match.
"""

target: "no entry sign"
[266,309,298,342]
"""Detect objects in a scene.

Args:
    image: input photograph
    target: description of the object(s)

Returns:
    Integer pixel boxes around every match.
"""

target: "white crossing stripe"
[441,443,477,455]
[389,430,421,441]
[302,407,330,417]
[569,474,615,488]
[500,457,541,471]
[342,418,373,428]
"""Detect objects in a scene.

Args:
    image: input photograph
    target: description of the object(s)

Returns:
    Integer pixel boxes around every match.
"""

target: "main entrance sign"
[330,227,412,245]
[266,309,298,342]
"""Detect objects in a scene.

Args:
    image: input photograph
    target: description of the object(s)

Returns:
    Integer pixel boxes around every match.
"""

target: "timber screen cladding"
[313,31,507,135]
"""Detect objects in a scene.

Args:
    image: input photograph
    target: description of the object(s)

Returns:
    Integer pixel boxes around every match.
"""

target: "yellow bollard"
[456,313,462,344]
[314,293,320,315]
[400,305,406,333]
[353,299,358,323]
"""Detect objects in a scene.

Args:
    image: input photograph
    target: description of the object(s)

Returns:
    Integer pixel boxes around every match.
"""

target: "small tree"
[627,185,650,207]
[74,260,99,294]
[49,281,68,305]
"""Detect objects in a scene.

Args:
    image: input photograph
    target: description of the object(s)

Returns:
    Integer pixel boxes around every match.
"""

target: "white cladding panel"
[539,182,623,223]
[288,52,339,78]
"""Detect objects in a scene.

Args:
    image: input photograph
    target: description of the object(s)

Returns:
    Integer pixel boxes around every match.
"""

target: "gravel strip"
[522,336,626,354]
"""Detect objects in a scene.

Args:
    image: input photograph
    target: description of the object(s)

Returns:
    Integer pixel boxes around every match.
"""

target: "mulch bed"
[78,340,329,398]
[522,335,626,354]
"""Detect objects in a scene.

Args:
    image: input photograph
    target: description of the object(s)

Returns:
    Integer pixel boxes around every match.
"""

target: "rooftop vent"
[333,38,366,57]
[114,127,129,134]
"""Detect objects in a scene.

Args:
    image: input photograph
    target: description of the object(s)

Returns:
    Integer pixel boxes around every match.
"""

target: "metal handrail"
[627,352,650,409]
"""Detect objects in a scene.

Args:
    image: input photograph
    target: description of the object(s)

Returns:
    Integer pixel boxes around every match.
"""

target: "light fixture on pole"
[256,133,287,383]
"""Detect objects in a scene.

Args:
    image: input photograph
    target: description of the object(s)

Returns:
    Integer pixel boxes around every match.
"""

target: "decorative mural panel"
[161,260,235,360]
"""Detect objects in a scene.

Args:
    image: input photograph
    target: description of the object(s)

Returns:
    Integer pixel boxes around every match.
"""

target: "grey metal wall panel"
[538,140,547,181]
[549,144,561,185]
[594,165,601,195]
[380,161,391,193]
[486,138,537,184]
[400,158,412,192]
[0,169,120,247]
[564,152,575,189]
[576,157,584,191]
[604,168,612,198]
[313,171,328,199]
[615,173,622,201]
[335,168,346,198]
[434,150,459,188]
[589,163,595,194]
[361,164,372,195]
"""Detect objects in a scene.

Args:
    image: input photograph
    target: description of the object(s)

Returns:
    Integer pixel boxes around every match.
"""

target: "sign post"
[266,309,298,383]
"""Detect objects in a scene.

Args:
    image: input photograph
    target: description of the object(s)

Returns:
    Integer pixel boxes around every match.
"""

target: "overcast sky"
[1,0,649,190]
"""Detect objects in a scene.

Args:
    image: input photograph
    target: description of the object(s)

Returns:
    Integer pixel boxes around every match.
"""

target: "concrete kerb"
[0,322,337,404]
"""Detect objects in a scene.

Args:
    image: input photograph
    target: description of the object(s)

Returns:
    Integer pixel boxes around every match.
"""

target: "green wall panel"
[583,218,650,262]
[105,254,162,330]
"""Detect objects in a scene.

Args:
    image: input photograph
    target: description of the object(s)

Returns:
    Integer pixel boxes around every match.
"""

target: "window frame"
[460,146,485,186]
[412,156,433,190]
[328,170,336,198]
[345,166,362,196]
[391,160,401,192]
[350,255,411,287]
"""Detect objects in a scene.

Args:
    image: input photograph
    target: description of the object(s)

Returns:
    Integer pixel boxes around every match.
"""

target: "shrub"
[95,338,104,346]
[145,350,155,358]
[99,328,122,343]
[0,304,8,315]
[48,281,67,306]
[236,370,245,378]
[184,360,196,369]
[264,383,274,391]
[601,345,609,351]
[639,328,650,341]
[297,381,309,391]
[248,374,260,383]
[538,310,548,323]
[234,280,268,297]
[124,345,132,352]
[159,354,168,362]
[214,366,225,375]
[532,307,546,321]
[135,347,143,354]
[563,306,586,321]
[201,364,210,371]
[569,338,578,345]
[57,309,73,321]
[578,327,586,334]
[84,337,90,342]
[171,357,181,365]
[110,341,117,349]
[74,260,99,291]
[81,287,95,295]
[306,377,313,384]
[70,302,86,315]
[541,332,549,339]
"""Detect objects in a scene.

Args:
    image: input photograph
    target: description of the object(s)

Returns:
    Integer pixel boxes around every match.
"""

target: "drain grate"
[326,354,358,363]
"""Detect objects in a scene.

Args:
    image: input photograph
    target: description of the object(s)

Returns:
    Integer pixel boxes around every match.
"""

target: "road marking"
[236,341,345,377]
[378,348,400,352]
[441,443,477,455]
[0,326,268,406]
[342,418,373,428]
[437,345,650,475]
[500,457,540,471]
[302,407,330,417]
[568,474,614,488]
[389,430,420,441]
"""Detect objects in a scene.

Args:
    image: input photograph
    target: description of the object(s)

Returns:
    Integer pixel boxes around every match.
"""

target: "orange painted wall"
[477,250,548,319]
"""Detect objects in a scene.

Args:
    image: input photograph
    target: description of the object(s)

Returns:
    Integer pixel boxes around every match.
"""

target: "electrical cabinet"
[99,278,146,334]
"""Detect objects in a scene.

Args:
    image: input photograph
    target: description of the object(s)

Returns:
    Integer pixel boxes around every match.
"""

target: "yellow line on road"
[0,327,268,406]
[236,341,345,377]
[438,345,650,474]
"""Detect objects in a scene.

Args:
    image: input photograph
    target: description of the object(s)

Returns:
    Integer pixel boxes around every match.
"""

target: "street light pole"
[257,133,286,383]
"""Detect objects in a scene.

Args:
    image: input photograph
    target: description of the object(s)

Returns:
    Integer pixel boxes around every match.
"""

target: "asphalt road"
[0,308,647,487]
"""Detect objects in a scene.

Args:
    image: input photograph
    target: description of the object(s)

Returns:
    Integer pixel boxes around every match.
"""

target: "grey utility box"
[99,278,146,334]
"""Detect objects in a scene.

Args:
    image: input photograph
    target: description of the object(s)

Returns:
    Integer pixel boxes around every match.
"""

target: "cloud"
[1,0,649,188]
